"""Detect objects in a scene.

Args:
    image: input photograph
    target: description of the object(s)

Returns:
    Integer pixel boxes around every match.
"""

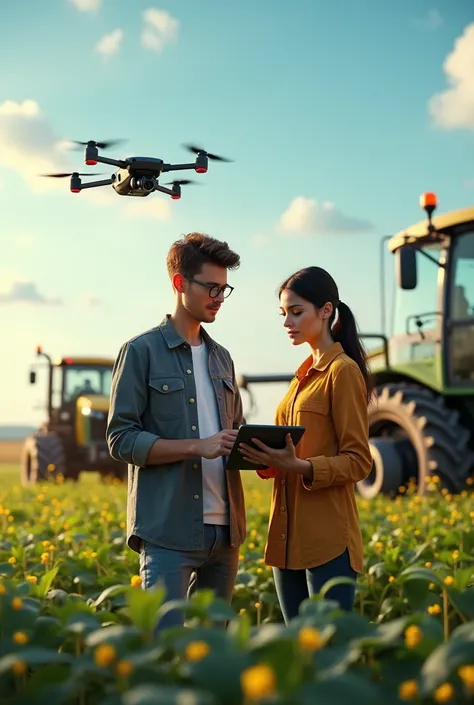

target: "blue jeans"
[139,524,239,631]
[273,549,357,624]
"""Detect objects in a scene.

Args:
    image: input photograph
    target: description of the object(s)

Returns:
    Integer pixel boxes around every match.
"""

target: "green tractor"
[238,193,474,498]
[21,346,127,485]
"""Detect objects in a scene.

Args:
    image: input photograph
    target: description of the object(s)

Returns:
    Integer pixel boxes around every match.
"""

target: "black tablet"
[226,424,306,471]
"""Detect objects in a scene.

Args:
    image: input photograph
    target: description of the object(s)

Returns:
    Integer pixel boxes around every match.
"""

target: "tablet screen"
[225,424,305,471]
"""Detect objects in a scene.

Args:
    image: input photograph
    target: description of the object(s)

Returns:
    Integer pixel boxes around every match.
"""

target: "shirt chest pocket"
[294,399,331,426]
[148,377,185,421]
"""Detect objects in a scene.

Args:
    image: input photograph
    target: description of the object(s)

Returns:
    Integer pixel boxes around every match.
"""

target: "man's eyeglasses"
[185,276,234,299]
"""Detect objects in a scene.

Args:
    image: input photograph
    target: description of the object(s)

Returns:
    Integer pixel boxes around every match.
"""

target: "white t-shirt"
[191,342,229,525]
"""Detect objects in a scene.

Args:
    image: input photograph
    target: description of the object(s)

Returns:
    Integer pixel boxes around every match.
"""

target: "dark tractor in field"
[21,347,127,484]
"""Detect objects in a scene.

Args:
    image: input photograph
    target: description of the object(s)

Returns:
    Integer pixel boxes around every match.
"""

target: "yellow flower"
[248,542,255,550]
[11,660,27,676]
[94,643,117,668]
[428,604,442,615]
[425,561,432,568]
[255,602,261,610]
[458,665,474,689]
[239,608,246,615]
[298,626,323,652]
[116,659,134,678]
[12,597,23,611]
[399,679,418,700]
[185,641,210,662]
[40,552,49,564]
[375,541,383,551]
[434,682,454,702]
[90,552,98,559]
[444,576,454,587]
[241,664,276,701]
[404,625,422,648]
[13,631,29,645]
[0,583,6,595]
[452,550,459,561]
[26,576,37,584]
[389,576,395,583]
[130,575,142,588]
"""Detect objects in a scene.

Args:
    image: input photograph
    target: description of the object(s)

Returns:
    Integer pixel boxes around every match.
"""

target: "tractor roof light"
[36,345,42,355]
[420,192,438,231]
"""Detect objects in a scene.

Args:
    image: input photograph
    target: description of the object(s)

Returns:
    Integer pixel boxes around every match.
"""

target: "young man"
[106,232,246,629]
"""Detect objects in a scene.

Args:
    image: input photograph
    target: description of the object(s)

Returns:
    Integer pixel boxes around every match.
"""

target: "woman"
[239,266,373,623]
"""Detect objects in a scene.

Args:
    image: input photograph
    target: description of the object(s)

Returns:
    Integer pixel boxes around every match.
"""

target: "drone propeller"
[40,171,104,178]
[164,179,199,186]
[182,144,233,162]
[67,139,127,151]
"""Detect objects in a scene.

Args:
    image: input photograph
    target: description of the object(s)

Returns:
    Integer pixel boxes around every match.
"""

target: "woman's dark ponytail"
[331,301,373,403]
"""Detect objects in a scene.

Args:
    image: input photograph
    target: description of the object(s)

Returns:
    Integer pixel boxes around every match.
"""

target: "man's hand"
[197,430,239,459]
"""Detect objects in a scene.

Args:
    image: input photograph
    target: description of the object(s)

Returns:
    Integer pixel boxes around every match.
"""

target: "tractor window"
[449,231,474,320]
[63,367,113,403]
[392,243,442,337]
[448,231,474,383]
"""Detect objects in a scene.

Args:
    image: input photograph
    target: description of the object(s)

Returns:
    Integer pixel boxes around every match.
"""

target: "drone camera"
[140,177,156,192]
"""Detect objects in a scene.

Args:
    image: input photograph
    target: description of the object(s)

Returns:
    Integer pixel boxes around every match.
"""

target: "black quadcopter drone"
[41,140,232,200]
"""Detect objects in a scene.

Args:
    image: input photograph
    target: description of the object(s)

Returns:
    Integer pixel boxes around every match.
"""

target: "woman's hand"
[239,433,313,478]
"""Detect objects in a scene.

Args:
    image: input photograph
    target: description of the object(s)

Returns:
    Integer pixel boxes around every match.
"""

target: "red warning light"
[420,192,437,210]
[195,167,207,174]
[85,159,97,166]
[63,357,74,365]
[171,194,181,200]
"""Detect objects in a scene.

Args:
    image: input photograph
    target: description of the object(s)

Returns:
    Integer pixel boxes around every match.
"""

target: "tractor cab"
[386,194,474,390]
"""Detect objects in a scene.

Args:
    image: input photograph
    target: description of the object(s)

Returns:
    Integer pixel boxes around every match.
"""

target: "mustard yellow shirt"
[259,342,372,573]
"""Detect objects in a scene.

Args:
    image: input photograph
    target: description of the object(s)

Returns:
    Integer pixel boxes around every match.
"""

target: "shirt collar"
[159,314,217,350]
[295,342,344,379]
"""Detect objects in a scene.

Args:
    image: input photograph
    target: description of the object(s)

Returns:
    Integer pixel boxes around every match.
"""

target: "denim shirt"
[106,315,246,553]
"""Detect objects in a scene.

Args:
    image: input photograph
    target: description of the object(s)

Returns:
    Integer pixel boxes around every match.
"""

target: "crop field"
[0,448,474,704]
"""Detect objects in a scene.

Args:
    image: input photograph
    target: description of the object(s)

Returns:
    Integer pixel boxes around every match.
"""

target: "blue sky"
[1,0,473,425]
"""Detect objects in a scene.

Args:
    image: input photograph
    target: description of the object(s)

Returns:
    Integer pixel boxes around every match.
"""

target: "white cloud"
[141,8,179,52]
[0,99,75,192]
[428,23,474,130]
[0,278,62,305]
[123,196,172,220]
[68,0,101,11]
[96,29,124,58]
[277,196,374,236]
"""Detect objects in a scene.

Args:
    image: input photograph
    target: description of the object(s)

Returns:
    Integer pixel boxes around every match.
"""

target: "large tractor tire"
[357,383,474,499]
[21,433,68,485]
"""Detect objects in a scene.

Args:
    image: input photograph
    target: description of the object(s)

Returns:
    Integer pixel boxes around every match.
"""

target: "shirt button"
[186,369,192,374]
[281,533,286,540]
[281,478,286,485]
[189,398,195,404]
[193,494,199,500]
[191,425,197,431]
[280,506,286,512]
[162,384,168,391]
[193,463,198,469]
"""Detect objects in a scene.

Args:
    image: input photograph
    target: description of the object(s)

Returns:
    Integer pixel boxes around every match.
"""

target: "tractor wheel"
[357,383,474,498]
[21,433,67,485]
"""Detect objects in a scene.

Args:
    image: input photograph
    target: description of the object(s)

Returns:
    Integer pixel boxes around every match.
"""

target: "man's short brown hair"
[166,232,240,279]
